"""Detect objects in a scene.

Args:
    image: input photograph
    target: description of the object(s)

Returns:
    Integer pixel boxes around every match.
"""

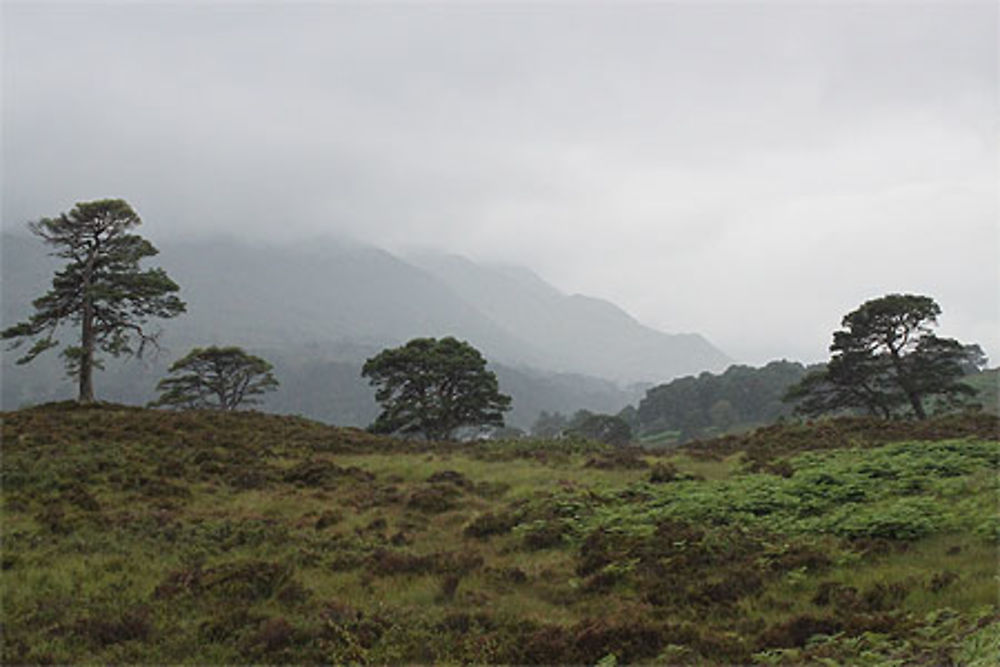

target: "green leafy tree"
[784,353,902,418]
[785,294,985,419]
[361,337,512,440]
[567,411,633,446]
[617,404,640,431]
[2,199,185,403]
[636,360,809,441]
[531,410,569,438]
[150,346,279,410]
[708,399,739,429]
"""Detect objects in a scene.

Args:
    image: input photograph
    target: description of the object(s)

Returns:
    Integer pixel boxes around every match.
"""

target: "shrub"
[758,615,842,649]
[648,462,700,483]
[520,520,573,550]
[426,470,471,487]
[407,484,462,513]
[154,560,291,602]
[825,498,941,540]
[73,605,152,647]
[463,512,518,539]
[283,460,346,488]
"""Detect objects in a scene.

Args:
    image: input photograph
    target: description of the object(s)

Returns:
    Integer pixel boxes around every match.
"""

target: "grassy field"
[2,403,998,664]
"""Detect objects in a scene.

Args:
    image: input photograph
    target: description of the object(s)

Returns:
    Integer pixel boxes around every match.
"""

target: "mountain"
[153,237,547,365]
[408,252,730,383]
[1,232,725,427]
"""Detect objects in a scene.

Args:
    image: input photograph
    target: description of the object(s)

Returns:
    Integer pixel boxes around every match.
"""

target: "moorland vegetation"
[1,403,997,664]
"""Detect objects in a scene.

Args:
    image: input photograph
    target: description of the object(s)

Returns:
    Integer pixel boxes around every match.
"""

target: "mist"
[3,1,997,365]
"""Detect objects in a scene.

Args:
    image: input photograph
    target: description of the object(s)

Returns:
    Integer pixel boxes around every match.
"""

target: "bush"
[154,560,291,602]
[824,498,941,540]
[463,512,518,539]
[407,484,461,513]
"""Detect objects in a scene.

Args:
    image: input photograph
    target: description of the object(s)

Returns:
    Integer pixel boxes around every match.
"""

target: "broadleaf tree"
[362,337,512,440]
[531,410,569,438]
[566,410,633,446]
[784,294,985,418]
[150,346,279,410]
[1,199,186,403]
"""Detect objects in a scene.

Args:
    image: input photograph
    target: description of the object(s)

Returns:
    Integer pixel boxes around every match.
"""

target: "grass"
[1,402,997,664]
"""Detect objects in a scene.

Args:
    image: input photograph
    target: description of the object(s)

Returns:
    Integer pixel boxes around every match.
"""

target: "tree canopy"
[784,294,985,418]
[636,360,811,442]
[361,337,512,440]
[2,199,185,403]
[565,410,633,446]
[150,346,279,411]
[531,410,570,438]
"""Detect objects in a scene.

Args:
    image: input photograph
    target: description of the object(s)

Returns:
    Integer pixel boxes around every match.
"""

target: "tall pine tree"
[2,199,186,403]
[784,294,985,419]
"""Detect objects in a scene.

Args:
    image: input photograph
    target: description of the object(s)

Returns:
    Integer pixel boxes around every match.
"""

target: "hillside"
[633,362,997,447]
[409,252,729,382]
[2,404,997,664]
[1,233,719,425]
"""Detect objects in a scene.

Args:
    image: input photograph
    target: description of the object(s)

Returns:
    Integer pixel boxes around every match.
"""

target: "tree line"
[634,360,813,443]
[2,199,512,439]
[3,198,988,443]
[530,409,634,445]
[633,297,986,444]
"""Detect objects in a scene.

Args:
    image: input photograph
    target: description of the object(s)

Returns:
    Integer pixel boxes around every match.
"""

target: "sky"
[3,0,997,366]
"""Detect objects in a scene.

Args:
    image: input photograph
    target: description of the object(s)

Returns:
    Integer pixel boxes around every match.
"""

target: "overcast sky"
[3,1,997,366]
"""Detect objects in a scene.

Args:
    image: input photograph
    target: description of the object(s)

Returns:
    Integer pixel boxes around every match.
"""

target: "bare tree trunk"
[888,348,925,419]
[79,294,95,403]
[77,247,97,404]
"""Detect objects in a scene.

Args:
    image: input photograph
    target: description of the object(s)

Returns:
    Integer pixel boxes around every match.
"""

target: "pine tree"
[150,346,279,410]
[2,199,186,403]
[784,294,985,418]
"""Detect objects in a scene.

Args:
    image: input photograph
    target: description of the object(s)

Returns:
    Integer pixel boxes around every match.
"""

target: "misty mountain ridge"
[2,232,728,426]
[405,250,729,383]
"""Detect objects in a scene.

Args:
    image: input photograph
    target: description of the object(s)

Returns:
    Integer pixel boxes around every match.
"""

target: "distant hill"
[408,252,729,383]
[151,238,543,363]
[3,233,717,426]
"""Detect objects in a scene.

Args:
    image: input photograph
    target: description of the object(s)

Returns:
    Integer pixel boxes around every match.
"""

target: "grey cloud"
[3,1,996,366]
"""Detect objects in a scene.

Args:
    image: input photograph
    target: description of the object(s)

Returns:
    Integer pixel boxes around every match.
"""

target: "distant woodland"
[2,226,993,440]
